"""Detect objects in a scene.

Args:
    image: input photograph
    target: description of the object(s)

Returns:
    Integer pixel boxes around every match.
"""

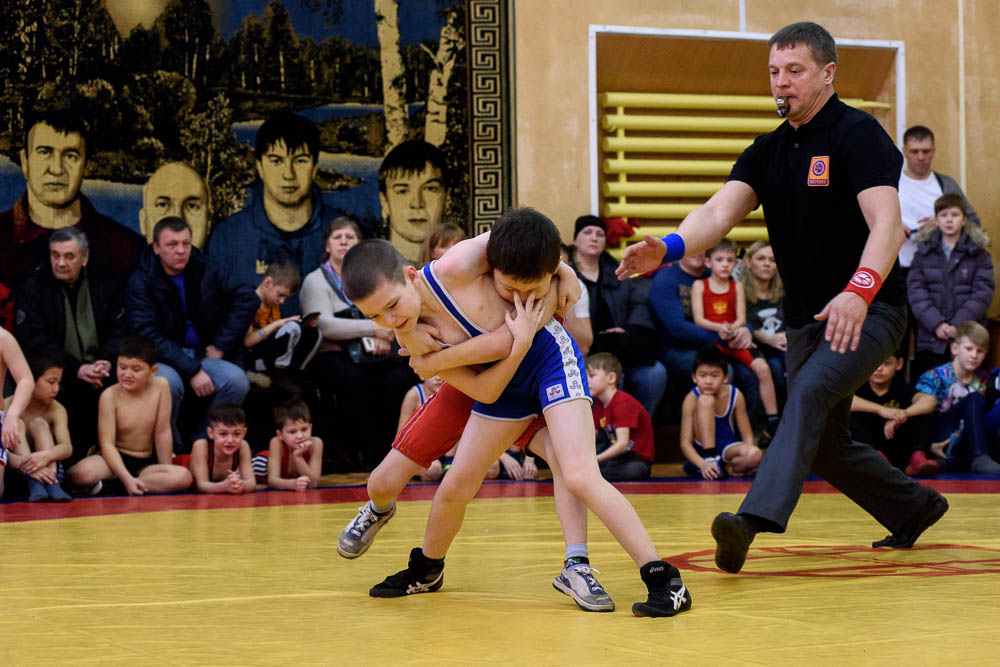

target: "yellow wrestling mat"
[2,490,999,665]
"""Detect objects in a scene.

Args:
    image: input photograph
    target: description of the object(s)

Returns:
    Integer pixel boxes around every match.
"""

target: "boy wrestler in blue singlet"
[680,346,762,480]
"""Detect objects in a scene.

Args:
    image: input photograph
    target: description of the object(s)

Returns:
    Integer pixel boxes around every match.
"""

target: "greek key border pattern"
[468,0,512,234]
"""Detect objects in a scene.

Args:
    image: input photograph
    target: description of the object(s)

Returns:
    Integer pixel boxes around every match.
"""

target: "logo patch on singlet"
[808,156,830,186]
[546,384,565,401]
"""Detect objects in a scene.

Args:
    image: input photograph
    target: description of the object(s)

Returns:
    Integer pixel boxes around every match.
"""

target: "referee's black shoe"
[711,512,755,573]
[871,493,948,549]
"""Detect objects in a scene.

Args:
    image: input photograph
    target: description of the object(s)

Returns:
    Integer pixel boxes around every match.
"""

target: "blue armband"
[661,233,686,265]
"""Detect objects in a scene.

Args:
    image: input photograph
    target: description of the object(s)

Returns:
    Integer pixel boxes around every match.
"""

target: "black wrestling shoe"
[711,512,754,573]
[369,547,444,598]
[631,561,692,617]
[872,493,948,549]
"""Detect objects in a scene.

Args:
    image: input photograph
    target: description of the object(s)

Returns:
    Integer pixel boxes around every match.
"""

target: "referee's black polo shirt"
[728,93,906,329]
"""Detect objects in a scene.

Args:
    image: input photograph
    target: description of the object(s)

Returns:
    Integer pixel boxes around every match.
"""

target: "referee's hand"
[615,235,665,279]
[814,292,868,353]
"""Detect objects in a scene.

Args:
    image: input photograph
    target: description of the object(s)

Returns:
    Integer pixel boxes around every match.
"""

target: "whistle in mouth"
[776,97,790,118]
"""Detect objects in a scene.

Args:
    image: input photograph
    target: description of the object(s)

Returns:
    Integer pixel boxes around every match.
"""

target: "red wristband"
[843,267,882,305]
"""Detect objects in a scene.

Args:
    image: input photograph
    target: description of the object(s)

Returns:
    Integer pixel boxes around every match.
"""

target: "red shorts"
[394,383,545,468]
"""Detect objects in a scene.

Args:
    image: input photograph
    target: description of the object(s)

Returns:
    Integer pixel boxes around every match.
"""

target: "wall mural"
[0,0,513,272]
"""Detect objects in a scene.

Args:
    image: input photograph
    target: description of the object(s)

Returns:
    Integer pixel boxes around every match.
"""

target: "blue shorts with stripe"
[473,319,591,421]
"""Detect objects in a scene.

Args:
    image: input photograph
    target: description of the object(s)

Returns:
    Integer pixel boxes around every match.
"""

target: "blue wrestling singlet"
[692,385,741,458]
[421,262,590,420]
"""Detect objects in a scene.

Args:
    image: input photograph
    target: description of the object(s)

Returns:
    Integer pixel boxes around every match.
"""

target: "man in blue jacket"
[126,217,256,446]
[206,111,345,315]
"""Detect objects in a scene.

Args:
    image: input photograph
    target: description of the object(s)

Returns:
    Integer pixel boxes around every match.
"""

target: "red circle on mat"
[667,544,1000,577]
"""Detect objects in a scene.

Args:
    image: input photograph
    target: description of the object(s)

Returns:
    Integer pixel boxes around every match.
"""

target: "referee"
[617,21,947,573]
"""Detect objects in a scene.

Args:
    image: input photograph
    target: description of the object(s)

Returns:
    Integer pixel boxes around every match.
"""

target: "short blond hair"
[954,321,989,350]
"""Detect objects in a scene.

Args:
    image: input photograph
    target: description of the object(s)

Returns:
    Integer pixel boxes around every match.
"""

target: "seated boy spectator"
[244,259,321,378]
[679,346,761,480]
[691,239,780,441]
[66,336,193,496]
[0,327,35,498]
[849,350,937,477]
[252,399,323,492]
[907,194,994,379]
[586,352,654,482]
[189,404,256,494]
[904,321,1000,473]
[4,356,73,501]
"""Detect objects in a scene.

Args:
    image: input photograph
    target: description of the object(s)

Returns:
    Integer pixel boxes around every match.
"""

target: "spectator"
[560,244,593,355]
[691,238,780,441]
[244,259,320,376]
[679,346,761,480]
[0,108,143,289]
[569,215,666,416]
[897,125,980,270]
[849,349,937,476]
[648,251,763,420]
[66,335,193,496]
[379,140,450,264]
[4,355,73,501]
[0,283,13,332]
[15,226,125,459]
[253,399,323,492]
[188,404,256,495]
[206,111,346,315]
[741,240,787,400]
[419,222,466,266]
[140,162,212,249]
[300,217,415,470]
[904,322,1000,473]
[907,193,993,379]
[586,352,654,482]
[125,217,256,447]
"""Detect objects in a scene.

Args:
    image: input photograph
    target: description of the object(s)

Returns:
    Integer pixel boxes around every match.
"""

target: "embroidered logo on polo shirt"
[546,384,565,401]
[255,259,269,275]
[808,155,830,186]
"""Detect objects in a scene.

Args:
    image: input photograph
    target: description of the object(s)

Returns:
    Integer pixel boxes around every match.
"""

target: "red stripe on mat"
[2,478,998,524]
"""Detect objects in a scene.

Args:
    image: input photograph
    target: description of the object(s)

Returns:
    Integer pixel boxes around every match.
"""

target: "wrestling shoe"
[369,547,444,598]
[872,493,948,548]
[711,512,755,573]
[631,561,692,617]
[337,500,396,559]
[553,563,615,612]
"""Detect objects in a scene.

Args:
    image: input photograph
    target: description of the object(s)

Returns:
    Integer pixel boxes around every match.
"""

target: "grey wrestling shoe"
[337,500,396,558]
[553,563,615,612]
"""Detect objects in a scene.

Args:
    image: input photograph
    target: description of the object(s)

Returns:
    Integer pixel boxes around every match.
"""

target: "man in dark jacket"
[15,226,126,462]
[126,217,256,446]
